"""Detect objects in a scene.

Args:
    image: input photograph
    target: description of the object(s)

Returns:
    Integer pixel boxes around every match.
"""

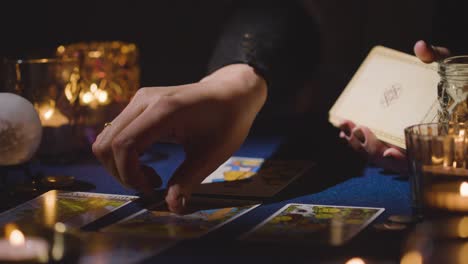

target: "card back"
[329,46,439,148]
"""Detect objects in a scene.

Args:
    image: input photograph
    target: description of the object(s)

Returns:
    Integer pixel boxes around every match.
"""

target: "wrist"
[201,64,267,111]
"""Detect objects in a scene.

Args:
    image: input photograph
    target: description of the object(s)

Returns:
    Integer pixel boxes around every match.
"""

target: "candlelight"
[52,223,66,261]
[43,108,54,120]
[459,243,468,263]
[88,51,102,58]
[96,89,109,104]
[64,84,74,102]
[44,191,57,227]
[460,182,468,197]
[458,217,468,238]
[345,257,365,264]
[35,101,69,127]
[81,91,94,105]
[56,45,65,54]
[9,229,25,246]
[90,83,98,92]
[400,250,422,264]
[80,83,111,106]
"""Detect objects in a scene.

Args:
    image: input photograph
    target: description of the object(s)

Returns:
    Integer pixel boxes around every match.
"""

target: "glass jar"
[438,56,468,122]
[2,58,83,163]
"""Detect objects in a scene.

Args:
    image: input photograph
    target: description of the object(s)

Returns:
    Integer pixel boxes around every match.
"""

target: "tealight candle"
[0,228,49,263]
[424,181,468,214]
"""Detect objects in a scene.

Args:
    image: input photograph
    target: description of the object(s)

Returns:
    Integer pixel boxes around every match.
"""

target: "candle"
[424,181,468,213]
[79,82,111,108]
[0,228,49,262]
[35,102,69,128]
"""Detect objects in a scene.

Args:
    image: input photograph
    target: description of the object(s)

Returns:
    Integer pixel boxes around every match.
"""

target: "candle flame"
[96,90,108,103]
[57,45,65,54]
[460,182,468,197]
[345,258,365,264]
[9,229,25,246]
[82,92,94,104]
[90,83,98,92]
[43,108,54,120]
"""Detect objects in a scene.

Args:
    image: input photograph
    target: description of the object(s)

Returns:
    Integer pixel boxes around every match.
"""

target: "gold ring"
[104,122,112,128]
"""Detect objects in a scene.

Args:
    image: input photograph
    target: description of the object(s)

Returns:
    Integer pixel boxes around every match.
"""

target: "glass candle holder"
[402,217,468,264]
[405,122,468,218]
[55,41,140,141]
[2,58,83,163]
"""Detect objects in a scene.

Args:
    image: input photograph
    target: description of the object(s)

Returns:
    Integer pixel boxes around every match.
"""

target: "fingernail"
[383,151,392,158]
[353,128,366,144]
[339,131,346,139]
[339,124,351,137]
[181,196,186,208]
[177,195,186,209]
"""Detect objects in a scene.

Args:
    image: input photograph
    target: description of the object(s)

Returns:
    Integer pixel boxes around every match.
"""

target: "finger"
[111,99,174,194]
[355,126,387,157]
[344,125,366,154]
[166,146,231,214]
[382,148,408,174]
[413,40,450,63]
[383,148,406,160]
[338,120,357,140]
[357,126,408,173]
[93,90,150,185]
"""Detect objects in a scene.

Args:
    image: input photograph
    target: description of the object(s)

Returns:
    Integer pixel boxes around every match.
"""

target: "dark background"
[1,0,468,113]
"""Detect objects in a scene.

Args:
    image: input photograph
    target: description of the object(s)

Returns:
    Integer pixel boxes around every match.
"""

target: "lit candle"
[425,181,468,213]
[79,82,111,108]
[35,102,69,128]
[0,227,49,262]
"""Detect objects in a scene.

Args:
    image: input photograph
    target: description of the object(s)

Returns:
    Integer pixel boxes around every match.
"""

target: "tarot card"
[78,232,176,264]
[0,191,135,228]
[241,203,384,246]
[103,197,259,240]
[194,157,313,198]
[329,45,439,149]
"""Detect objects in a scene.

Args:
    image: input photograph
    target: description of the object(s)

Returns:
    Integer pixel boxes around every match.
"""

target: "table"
[4,118,413,263]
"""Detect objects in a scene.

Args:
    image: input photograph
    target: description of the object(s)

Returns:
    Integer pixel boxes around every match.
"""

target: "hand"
[92,64,267,213]
[338,40,450,173]
[338,120,407,173]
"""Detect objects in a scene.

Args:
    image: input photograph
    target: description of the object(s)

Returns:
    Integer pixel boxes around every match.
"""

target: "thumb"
[357,126,387,157]
[166,150,227,214]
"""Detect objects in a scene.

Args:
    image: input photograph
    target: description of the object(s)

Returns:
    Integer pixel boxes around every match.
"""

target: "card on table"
[194,157,314,198]
[241,203,384,246]
[328,45,440,149]
[103,196,259,240]
[0,190,135,228]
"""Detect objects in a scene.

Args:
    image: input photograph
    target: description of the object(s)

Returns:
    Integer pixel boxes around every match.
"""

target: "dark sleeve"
[207,0,319,114]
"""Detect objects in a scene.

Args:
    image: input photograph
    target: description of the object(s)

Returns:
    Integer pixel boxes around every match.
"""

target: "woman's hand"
[338,40,450,173]
[92,64,267,213]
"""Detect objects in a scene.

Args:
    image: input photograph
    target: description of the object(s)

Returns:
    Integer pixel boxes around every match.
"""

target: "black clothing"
[208,1,319,115]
